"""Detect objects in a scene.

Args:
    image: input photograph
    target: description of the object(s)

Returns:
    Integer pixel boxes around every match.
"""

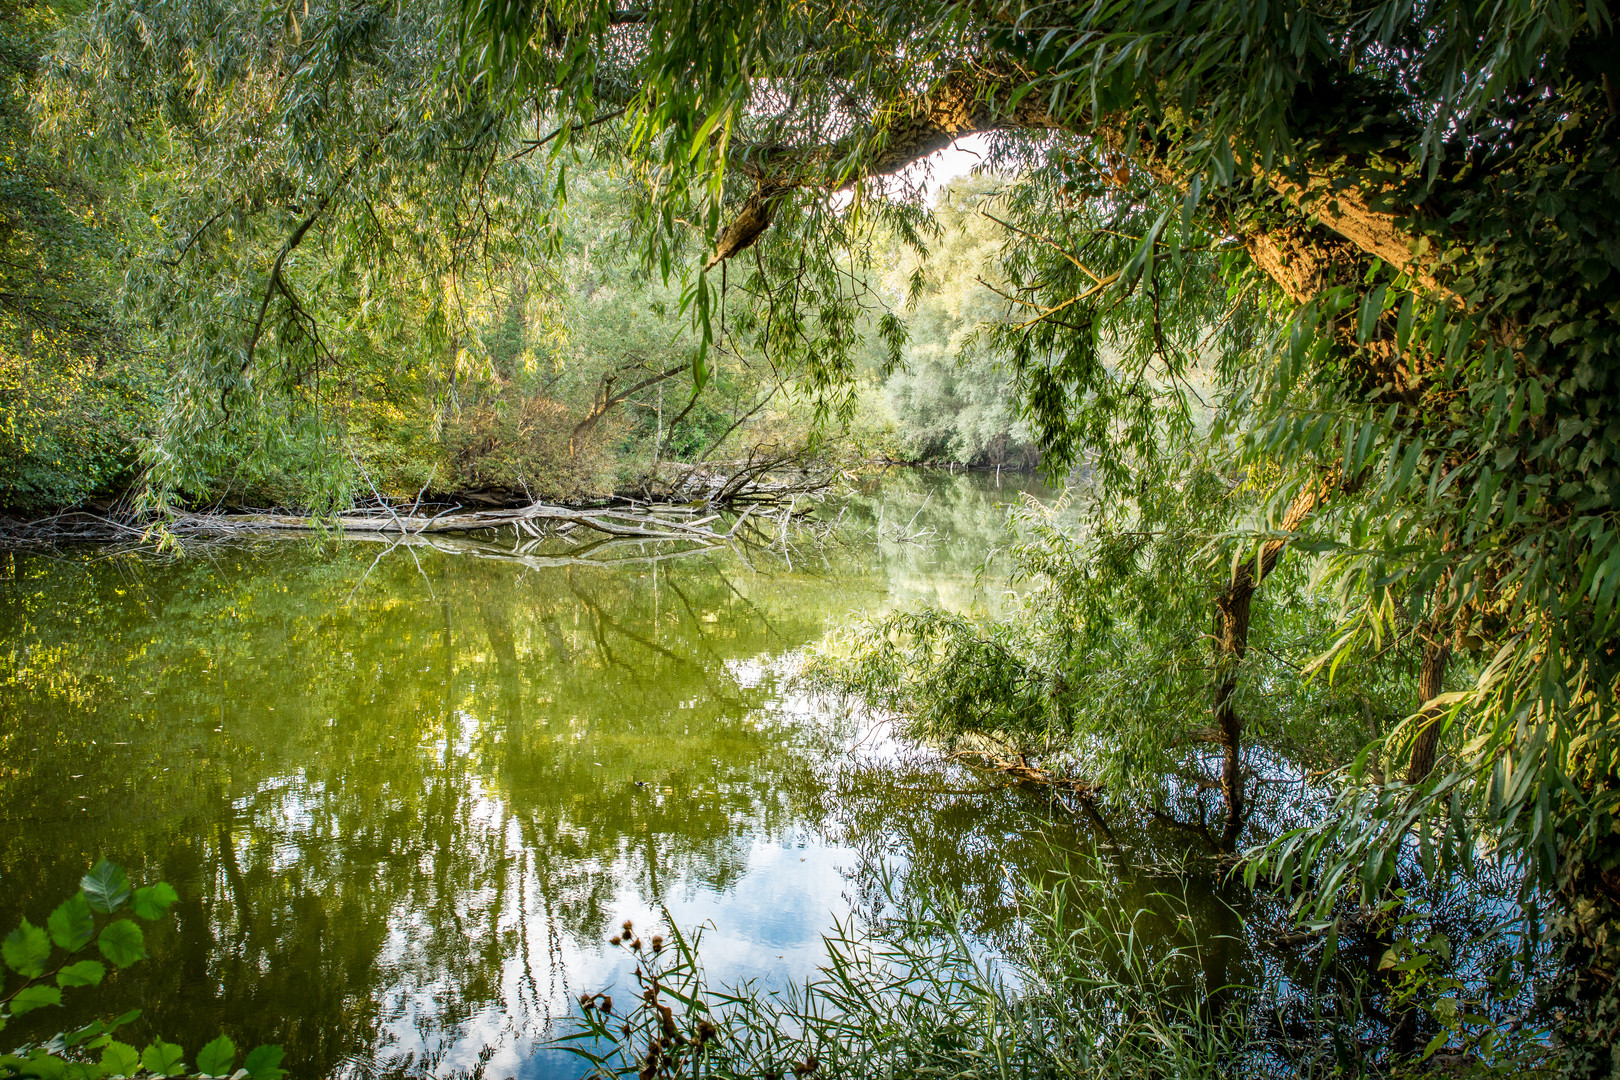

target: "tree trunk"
[1213,586,1252,849]
[1207,477,1330,849]
[570,363,688,458]
[1405,631,1453,784]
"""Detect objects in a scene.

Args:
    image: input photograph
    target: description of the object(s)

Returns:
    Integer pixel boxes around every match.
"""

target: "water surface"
[2,473,1119,1078]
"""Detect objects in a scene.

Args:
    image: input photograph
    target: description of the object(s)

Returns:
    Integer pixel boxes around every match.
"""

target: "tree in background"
[0,0,148,512]
[880,176,1037,467]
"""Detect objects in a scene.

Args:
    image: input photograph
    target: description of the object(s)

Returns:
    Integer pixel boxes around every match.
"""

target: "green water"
[3,473,1156,1078]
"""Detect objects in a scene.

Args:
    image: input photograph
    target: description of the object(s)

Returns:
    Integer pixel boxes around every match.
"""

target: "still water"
[0,473,1125,1079]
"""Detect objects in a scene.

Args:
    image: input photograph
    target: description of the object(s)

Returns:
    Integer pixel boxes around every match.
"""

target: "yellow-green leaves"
[131,884,178,922]
[8,985,63,1015]
[194,1035,236,1078]
[55,960,106,988]
[140,1041,186,1076]
[100,1040,141,1077]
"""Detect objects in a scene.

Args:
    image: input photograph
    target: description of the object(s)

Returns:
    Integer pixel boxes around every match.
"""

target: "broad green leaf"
[100,1041,140,1078]
[141,1040,185,1076]
[9,984,63,1015]
[96,920,145,968]
[132,883,179,921]
[3,919,50,978]
[48,893,95,951]
[57,959,106,987]
[82,861,132,914]
[3,1050,65,1079]
[196,1034,236,1077]
[243,1045,287,1080]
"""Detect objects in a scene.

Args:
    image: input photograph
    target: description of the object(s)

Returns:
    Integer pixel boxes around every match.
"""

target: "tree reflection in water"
[1,474,1121,1079]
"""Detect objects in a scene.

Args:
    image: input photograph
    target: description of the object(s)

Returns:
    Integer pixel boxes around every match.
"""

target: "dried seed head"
[622,920,634,933]
[600,995,613,1015]
[632,937,643,951]
[650,934,664,953]
[578,994,593,1011]
[621,930,633,942]
[621,1022,633,1039]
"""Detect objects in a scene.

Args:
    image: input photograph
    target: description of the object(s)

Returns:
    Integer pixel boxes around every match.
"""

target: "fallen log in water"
[0,453,844,548]
[170,502,747,544]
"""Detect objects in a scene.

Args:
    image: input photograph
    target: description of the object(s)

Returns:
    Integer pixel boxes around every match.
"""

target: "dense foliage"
[448,0,1617,1068]
[0,0,149,511]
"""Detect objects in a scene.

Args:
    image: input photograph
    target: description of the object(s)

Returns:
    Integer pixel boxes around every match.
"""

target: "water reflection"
[1,473,1086,1079]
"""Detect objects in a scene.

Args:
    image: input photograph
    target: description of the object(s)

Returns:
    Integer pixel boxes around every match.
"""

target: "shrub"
[440,396,620,501]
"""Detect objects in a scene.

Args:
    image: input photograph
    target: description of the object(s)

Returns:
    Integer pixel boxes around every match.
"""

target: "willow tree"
[454,0,1620,1061]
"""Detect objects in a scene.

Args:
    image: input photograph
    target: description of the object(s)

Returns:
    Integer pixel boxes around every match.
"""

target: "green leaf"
[141,1040,185,1076]
[100,1041,140,1078]
[3,1050,65,1079]
[82,861,132,914]
[1358,283,1387,343]
[56,959,106,988]
[243,1045,287,1080]
[48,893,95,951]
[3,919,50,978]
[196,1035,236,1077]
[132,883,179,922]
[9,984,63,1015]
[96,920,145,968]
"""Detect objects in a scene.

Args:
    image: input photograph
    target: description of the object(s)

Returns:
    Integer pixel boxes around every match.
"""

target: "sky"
[897,133,992,203]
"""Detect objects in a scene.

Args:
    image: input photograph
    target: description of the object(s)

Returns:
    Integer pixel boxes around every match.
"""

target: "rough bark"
[709,66,1451,324]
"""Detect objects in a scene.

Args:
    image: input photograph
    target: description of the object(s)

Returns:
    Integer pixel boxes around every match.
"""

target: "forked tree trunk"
[1209,477,1331,849]
[570,363,688,458]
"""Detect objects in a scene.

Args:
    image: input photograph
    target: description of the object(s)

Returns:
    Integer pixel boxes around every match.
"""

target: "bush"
[440,395,622,501]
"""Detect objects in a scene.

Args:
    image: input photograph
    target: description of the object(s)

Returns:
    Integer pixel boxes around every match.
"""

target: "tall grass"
[555,855,1556,1080]
[558,865,1270,1080]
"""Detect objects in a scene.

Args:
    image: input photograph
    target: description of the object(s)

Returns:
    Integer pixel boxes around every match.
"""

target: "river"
[6,472,1195,1078]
